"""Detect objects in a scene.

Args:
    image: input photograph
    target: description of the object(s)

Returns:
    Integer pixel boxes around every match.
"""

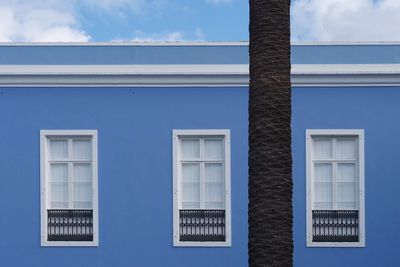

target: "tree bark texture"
[248,0,293,266]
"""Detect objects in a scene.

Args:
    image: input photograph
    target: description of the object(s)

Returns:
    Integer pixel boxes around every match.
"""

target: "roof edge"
[0,41,249,47]
[2,41,400,47]
[291,41,400,46]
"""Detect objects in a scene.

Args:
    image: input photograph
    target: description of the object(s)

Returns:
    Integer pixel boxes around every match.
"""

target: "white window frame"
[173,129,231,247]
[306,129,365,247]
[40,130,99,247]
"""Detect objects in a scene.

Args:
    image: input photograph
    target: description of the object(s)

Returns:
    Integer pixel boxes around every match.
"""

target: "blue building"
[0,42,398,266]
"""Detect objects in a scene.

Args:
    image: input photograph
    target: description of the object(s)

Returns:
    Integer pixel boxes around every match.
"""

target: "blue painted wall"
[2,43,400,65]
[292,87,400,267]
[0,87,248,267]
[0,44,249,65]
[2,43,400,266]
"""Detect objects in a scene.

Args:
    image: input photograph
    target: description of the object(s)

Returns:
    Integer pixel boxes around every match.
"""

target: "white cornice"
[2,41,400,46]
[291,41,400,46]
[0,42,249,47]
[293,64,400,87]
[0,64,247,75]
[0,65,248,87]
[1,64,400,87]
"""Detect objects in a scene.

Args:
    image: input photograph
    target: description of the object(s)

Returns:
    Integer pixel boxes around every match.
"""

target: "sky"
[0,0,399,42]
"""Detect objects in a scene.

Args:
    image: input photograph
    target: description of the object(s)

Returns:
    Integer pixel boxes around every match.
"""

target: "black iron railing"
[179,209,225,242]
[47,209,93,241]
[312,210,359,242]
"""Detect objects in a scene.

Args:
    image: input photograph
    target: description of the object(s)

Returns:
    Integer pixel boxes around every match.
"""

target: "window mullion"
[68,139,73,209]
[200,138,205,209]
[332,138,337,210]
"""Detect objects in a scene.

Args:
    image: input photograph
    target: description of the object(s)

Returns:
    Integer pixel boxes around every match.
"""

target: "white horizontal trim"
[40,129,98,136]
[0,64,247,75]
[3,41,400,46]
[174,241,232,247]
[0,41,248,47]
[2,64,400,87]
[173,129,231,136]
[5,64,399,75]
[291,41,400,46]
[294,64,400,87]
[0,64,248,87]
[41,241,98,247]
[306,241,365,248]
[293,64,400,74]
[305,129,364,136]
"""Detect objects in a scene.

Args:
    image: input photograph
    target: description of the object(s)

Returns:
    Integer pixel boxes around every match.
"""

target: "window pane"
[205,163,224,182]
[73,140,92,160]
[205,202,224,209]
[337,163,356,182]
[182,183,200,202]
[50,183,68,209]
[73,163,92,209]
[50,163,69,208]
[313,138,332,159]
[314,163,332,182]
[73,183,92,209]
[314,202,333,210]
[336,138,357,159]
[73,201,92,209]
[314,182,332,209]
[204,139,223,159]
[182,202,200,209]
[50,163,68,182]
[205,182,224,203]
[181,139,200,159]
[182,163,200,182]
[49,140,68,160]
[336,182,356,209]
[73,163,92,183]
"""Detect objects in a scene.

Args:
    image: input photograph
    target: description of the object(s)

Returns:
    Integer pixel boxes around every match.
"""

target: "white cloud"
[0,1,90,42]
[130,31,184,42]
[0,0,164,42]
[206,0,233,5]
[114,28,205,42]
[292,0,400,42]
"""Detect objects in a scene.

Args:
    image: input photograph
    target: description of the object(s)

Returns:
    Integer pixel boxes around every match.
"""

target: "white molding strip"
[0,64,248,87]
[0,41,249,47]
[291,41,400,46]
[1,64,400,87]
[3,41,400,46]
[293,64,400,87]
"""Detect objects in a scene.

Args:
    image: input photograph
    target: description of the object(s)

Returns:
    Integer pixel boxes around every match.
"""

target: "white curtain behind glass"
[312,137,358,210]
[73,163,92,209]
[182,163,200,209]
[49,138,93,209]
[180,137,225,210]
[50,163,68,208]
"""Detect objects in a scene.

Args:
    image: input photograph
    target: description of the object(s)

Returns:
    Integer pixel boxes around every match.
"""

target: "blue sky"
[0,0,399,42]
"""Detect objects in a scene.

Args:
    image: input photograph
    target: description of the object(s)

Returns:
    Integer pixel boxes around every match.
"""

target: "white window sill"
[307,240,365,248]
[174,240,231,247]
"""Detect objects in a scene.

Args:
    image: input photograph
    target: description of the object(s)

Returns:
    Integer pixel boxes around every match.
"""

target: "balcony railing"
[312,210,359,242]
[179,209,225,242]
[47,209,93,241]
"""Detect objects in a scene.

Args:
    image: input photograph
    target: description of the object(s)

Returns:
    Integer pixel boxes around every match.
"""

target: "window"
[173,130,231,246]
[306,129,365,247]
[40,130,98,246]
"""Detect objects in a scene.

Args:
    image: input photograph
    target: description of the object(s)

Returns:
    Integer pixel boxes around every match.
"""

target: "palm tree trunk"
[248,0,293,266]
